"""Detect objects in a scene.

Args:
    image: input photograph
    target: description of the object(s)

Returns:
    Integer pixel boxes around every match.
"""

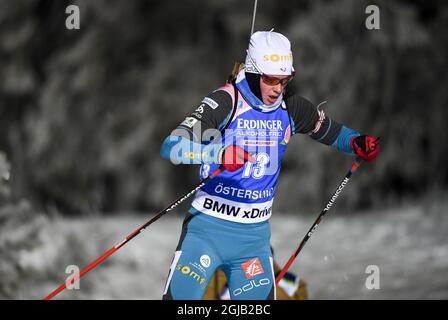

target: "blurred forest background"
[0,0,447,299]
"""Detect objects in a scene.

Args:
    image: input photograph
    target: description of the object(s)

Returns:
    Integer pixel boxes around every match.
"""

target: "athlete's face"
[259,75,291,105]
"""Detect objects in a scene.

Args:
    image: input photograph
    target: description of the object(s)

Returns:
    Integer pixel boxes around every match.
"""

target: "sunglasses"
[261,73,295,86]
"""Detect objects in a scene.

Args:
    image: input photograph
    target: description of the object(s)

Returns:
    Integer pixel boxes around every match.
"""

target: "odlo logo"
[233,278,271,296]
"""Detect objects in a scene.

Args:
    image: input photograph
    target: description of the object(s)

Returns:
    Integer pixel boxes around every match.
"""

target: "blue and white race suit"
[160,70,359,300]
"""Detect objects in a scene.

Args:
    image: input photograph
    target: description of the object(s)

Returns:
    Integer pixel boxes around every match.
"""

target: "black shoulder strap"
[219,81,238,134]
[283,97,295,135]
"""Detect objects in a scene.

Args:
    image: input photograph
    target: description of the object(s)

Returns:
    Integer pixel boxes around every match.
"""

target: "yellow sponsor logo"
[176,264,207,288]
[263,53,293,62]
[184,152,208,159]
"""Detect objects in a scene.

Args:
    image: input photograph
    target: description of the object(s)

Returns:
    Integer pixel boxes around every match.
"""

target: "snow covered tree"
[0,152,43,298]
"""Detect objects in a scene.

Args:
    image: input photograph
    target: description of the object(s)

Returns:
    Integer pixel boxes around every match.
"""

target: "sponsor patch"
[309,109,325,135]
[280,125,291,145]
[181,117,198,128]
[241,140,277,147]
[200,255,211,268]
[192,192,274,224]
[202,97,219,109]
[176,263,207,288]
[237,119,283,130]
[241,258,264,279]
[192,104,205,119]
[195,104,205,113]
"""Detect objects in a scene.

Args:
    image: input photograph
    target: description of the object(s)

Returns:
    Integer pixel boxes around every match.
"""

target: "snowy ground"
[16,203,448,300]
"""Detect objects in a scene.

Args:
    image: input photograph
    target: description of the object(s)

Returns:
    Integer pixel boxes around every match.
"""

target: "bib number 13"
[242,153,270,179]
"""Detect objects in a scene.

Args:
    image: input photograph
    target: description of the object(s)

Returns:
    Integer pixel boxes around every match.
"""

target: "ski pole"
[250,0,258,37]
[44,167,224,300]
[275,157,364,284]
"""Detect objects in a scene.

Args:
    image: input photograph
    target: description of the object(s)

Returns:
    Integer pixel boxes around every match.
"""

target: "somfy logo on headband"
[263,53,293,62]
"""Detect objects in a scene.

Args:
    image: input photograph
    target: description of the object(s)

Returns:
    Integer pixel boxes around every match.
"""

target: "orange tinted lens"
[262,75,280,85]
[262,75,293,86]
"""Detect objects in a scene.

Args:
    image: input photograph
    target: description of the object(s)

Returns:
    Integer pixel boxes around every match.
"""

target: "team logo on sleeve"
[202,97,219,109]
[192,104,205,119]
[181,117,198,128]
[280,125,291,145]
[241,258,264,279]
